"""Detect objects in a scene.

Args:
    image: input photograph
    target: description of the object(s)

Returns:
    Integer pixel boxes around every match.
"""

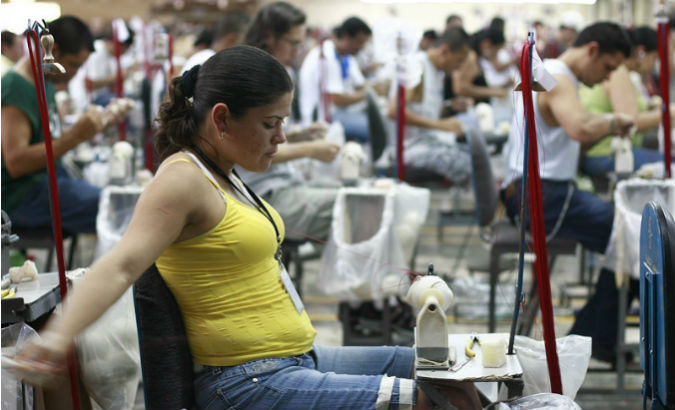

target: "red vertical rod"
[168,32,174,79]
[319,40,332,123]
[112,23,126,141]
[26,28,81,410]
[657,20,672,177]
[396,83,406,181]
[143,25,154,171]
[519,41,563,394]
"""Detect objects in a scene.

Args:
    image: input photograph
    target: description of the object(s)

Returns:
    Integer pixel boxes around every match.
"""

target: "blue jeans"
[580,147,664,177]
[194,345,415,410]
[332,109,369,144]
[501,179,614,254]
[7,167,101,234]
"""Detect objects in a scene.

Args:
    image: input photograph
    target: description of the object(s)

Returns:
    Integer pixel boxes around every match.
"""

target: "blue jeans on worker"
[332,108,369,144]
[580,147,664,177]
[7,167,100,234]
[501,179,614,254]
[194,344,415,410]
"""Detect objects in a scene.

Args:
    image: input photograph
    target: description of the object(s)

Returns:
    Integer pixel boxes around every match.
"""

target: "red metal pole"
[168,32,174,79]
[112,23,126,141]
[657,17,672,177]
[319,40,332,123]
[26,27,81,410]
[519,40,563,394]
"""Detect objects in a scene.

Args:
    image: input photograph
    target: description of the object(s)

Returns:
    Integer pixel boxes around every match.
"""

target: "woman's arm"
[14,161,207,369]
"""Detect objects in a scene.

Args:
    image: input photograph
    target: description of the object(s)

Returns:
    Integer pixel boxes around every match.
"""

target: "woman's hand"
[9,331,73,386]
[308,140,340,162]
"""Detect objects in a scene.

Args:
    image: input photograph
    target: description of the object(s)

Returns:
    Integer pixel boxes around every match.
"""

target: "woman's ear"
[211,103,230,135]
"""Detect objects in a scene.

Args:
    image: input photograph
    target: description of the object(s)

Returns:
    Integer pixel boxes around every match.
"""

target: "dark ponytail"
[154,75,199,161]
[154,45,294,162]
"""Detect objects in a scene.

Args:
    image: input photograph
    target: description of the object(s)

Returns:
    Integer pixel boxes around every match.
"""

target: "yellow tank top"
[155,155,316,366]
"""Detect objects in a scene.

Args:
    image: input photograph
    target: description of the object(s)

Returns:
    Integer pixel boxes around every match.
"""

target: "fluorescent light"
[361,0,595,4]
[0,2,61,34]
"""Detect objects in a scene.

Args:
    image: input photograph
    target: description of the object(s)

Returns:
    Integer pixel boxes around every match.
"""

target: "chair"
[468,132,579,333]
[133,264,195,410]
[639,201,675,409]
[11,225,78,272]
[280,238,322,299]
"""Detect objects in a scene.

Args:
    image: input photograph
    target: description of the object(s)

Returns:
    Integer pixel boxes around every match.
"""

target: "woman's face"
[227,92,293,172]
[269,24,305,66]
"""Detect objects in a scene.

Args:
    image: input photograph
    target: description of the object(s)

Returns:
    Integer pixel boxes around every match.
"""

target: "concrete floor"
[27,183,645,409]
[299,187,645,410]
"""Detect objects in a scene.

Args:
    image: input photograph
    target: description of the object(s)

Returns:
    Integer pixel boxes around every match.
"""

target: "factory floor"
[298,187,644,410]
[47,184,642,409]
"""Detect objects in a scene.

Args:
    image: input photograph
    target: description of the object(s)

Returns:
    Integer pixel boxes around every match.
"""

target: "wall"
[276,0,595,37]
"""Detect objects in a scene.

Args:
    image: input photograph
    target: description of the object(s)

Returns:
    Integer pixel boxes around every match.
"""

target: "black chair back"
[133,264,195,410]
[365,88,389,164]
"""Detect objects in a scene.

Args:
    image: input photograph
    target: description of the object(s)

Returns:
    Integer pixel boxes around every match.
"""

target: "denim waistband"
[194,353,313,378]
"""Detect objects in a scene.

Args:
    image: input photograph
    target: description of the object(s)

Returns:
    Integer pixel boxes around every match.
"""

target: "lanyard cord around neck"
[191,145,282,252]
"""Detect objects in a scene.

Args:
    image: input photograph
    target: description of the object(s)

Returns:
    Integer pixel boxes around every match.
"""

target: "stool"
[12,226,78,272]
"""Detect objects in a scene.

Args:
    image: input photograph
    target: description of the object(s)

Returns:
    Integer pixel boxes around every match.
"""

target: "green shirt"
[579,81,646,157]
[1,70,62,212]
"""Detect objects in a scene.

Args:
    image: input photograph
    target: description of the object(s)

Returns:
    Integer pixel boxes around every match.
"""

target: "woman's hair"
[155,45,294,160]
[627,26,658,53]
[244,1,306,53]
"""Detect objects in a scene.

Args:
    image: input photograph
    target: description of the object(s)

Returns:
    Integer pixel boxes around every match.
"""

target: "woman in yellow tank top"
[13,24,479,409]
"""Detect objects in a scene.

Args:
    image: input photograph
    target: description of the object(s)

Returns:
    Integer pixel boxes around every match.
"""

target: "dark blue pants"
[501,179,613,254]
[581,147,664,177]
[8,167,101,234]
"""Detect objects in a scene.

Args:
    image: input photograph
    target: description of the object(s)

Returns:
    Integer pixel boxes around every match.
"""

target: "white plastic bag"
[94,185,143,259]
[487,393,581,410]
[304,122,345,184]
[75,285,141,410]
[319,187,401,300]
[514,335,591,400]
[604,179,675,277]
[318,183,429,300]
[1,323,38,410]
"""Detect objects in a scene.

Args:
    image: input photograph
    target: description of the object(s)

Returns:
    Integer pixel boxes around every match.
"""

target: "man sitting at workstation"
[2,16,128,234]
[299,16,385,143]
[501,22,635,363]
[387,27,473,184]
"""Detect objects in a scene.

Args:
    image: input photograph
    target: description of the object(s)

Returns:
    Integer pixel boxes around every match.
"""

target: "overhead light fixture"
[0,2,61,34]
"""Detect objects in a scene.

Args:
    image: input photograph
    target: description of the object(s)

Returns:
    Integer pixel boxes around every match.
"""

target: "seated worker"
[299,16,384,143]
[501,22,634,362]
[240,1,340,240]
[181,10,251,74]
[387,27,473,184]
[541,11,584,59]
[13,46,481,410]
[450,28,511,106]
[419,29,437,51]
[83,24,136,106]
[1,30,24,76]
[580,26,673,177]
[2,16,128,234]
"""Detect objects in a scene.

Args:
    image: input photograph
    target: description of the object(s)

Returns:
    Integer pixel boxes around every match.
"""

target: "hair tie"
[181,64,200,98]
